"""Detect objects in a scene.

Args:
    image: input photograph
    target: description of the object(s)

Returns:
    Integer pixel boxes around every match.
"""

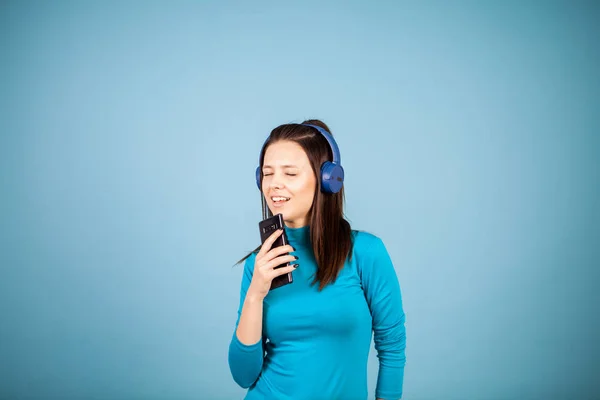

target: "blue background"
[1,1,598,399]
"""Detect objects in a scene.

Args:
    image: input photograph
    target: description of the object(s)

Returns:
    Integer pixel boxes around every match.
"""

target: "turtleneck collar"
[284,224,311,248]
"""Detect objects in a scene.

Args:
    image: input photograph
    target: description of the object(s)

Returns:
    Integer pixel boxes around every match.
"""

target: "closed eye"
[263,173,297,176]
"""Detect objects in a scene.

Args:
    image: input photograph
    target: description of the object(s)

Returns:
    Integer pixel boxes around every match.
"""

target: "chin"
[269,208,290,219]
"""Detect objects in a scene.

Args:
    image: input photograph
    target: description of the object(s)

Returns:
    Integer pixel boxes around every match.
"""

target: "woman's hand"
[247,229,298,301]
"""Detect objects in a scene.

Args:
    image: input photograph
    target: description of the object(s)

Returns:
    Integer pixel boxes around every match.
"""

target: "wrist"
[245,289,264,303]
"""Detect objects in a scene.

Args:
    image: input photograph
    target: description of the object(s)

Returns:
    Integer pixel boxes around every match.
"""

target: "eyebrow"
[262,164,299,169]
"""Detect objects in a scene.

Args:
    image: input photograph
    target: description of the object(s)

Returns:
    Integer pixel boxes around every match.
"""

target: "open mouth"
[271,196,290,205]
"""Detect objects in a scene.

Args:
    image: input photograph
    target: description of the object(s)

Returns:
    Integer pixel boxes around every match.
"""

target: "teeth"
[272,197,289,202]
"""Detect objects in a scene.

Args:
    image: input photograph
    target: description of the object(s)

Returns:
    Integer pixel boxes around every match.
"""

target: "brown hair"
[236,119,354,291]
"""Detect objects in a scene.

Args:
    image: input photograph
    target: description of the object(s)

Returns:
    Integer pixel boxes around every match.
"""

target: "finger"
[269,264,298,280]
[264,244,295,262]
[256,229,283,259]
[262,254,297,271]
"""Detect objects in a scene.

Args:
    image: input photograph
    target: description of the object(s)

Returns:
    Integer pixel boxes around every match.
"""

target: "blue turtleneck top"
[228,225,406,400]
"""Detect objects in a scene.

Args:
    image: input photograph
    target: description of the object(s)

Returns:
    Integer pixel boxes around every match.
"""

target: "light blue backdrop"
[1,1,598,399]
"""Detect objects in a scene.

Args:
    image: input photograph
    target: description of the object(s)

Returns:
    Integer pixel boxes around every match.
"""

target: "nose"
[270,179,283,189]
[269,173,284,189]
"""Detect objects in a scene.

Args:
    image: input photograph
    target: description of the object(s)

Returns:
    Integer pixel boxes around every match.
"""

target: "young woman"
[228,119,406,400]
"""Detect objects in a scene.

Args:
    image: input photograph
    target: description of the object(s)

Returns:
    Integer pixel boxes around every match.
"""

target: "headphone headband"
[301,124,342,164]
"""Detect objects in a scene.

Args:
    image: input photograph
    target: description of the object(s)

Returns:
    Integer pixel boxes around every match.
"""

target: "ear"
[320,162,344,194]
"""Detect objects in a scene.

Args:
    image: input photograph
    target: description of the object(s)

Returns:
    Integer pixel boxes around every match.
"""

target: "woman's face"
[262,140,317,228]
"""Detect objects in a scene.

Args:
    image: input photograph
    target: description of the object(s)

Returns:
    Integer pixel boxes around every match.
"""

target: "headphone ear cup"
[320,162,344,194]
[255,166,261,190]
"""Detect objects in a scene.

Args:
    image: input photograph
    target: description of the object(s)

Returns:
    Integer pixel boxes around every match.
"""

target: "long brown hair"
[236,119,354,291]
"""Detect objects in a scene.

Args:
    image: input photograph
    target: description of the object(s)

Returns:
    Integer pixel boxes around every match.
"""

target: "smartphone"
[258,213,293,290]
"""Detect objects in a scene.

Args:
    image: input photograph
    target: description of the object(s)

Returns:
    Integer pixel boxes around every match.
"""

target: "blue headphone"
[255,124,345,194]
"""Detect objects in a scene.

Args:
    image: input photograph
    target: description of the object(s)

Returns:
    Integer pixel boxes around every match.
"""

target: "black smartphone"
[258,213,293,290]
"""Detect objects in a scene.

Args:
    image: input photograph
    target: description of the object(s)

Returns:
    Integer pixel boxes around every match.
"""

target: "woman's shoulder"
[351,229,386,254]
[350,230,397,282]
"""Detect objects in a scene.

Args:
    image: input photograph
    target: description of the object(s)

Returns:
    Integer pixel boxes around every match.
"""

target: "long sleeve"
[228,252,265,388]
[359,236,407,400]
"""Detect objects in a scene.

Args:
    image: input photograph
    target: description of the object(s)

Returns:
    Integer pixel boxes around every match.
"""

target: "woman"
[228,119,406,400]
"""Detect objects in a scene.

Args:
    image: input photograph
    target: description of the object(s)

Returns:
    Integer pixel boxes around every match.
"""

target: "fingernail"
[292,247,296,251]
[293,264,299,268]
[294,256,299,260]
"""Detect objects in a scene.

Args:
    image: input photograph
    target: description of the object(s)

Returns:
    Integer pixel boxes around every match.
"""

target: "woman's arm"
[228,253,266,389]
[236,290,264,345]
[228,232,297,389]
[359,235,407,400]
